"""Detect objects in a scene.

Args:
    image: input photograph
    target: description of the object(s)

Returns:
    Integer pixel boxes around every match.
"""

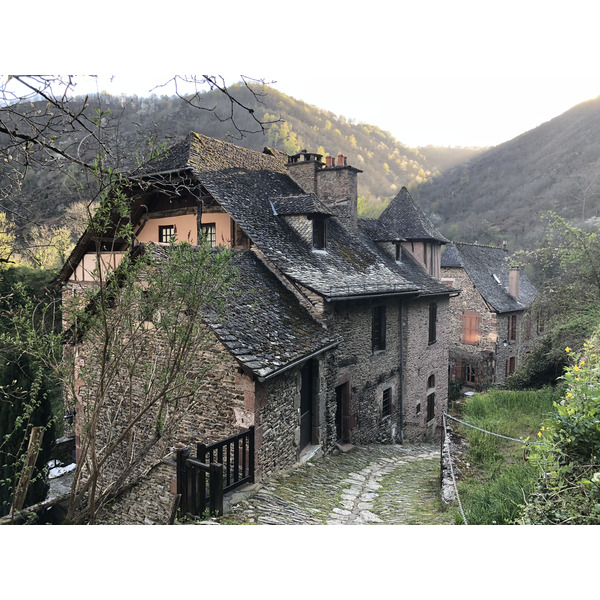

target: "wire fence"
[441,412,543,526]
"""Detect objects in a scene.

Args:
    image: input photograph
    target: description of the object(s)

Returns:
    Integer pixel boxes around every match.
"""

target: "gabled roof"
[441,242,536,313]
[151,133,421,300]
[203,250,340,380]
[359,220,455,297]
[378,187,449,244]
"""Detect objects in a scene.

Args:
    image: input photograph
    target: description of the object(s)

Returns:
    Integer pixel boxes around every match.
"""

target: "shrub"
[520,335,600,524]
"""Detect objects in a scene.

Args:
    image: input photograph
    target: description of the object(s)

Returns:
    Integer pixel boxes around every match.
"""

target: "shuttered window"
[462,311,480,344]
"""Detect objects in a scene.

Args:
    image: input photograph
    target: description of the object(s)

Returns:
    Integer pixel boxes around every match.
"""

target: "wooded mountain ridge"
[4,82,599,257]
[411,95,600,250]
[1,83,484,232]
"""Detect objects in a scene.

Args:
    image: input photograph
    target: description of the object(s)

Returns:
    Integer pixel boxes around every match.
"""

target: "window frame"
[426,393,435,422]
[382,387,392,418]
[158,224,176,244]
[201,223,217,248]
[312,217,327,251]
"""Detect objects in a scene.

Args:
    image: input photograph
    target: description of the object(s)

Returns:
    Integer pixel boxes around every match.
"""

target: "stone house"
[440,242,537,389]
[57,133,455,522]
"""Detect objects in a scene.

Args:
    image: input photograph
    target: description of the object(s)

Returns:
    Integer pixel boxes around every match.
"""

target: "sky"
[7,0,600,148]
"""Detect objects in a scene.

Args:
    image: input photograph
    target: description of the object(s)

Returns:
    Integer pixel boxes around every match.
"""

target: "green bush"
[520,337,600,524]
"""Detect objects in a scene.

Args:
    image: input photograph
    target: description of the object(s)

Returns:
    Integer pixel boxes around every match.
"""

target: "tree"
[0,212,15,265]
[0,267,59,520]
[0,74,266,523]
[508,212,600,388]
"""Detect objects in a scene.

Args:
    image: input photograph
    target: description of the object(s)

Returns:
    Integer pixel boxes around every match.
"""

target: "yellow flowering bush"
[520,335,600,524]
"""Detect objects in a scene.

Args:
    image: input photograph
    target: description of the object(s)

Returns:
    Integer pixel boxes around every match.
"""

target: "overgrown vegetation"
[519,338,600,524]
[451,388,557,524]
[0,266,60,518]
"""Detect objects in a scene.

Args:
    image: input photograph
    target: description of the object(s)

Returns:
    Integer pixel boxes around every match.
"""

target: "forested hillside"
[412,96,600,250]
[0,83,484,236]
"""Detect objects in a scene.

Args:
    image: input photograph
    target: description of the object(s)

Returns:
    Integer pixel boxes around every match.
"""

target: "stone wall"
[442,266,536,387]
[402,297,450,442]
[325,297,403,444]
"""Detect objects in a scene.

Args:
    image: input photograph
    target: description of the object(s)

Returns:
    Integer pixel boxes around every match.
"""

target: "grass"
[451,387,558,524]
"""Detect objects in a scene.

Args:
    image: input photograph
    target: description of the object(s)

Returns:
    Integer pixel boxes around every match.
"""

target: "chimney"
[316,151,361,234]
[286,150,323,194]
[325,155,335,168]
[509,267,519,299]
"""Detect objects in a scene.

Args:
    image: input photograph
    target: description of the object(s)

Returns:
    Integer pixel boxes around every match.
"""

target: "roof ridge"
[455,241,505,250]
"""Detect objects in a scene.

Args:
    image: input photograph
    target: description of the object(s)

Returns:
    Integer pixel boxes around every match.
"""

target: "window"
[416,402,421,415]
[465,364,476,384]
[395,243,401,262]
[312,218,327,250]
[428,302,437,345]
[201,223,217,247]
[158,225,175,244]
[426,374,436,422]
[506,356,516,376]
[382,387,392,418]
[463,311,479,344]
[372,305,386,352]
[508,314,518,342]
[426,393,435,422]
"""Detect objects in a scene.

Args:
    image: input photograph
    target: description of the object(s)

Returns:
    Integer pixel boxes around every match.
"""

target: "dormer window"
[312,217,327,251]
[158,225,175,244]
[395,243,402,262]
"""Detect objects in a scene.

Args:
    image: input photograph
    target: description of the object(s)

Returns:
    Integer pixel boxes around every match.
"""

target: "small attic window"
[158,225,175,244]
[493,273,501,284]
[395,243,402,262]
[312,218,327,251]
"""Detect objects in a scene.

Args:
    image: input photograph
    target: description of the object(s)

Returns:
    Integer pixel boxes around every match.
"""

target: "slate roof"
[147,133,421,300]
[441,242,537,313]
[358,220,455,297]
[151,245,340,380]
[269,194,332,217]
[378,187,449,243]
[359,218,406,243]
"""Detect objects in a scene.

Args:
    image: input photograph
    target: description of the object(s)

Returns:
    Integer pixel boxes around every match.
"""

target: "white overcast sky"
[8,0,600,148]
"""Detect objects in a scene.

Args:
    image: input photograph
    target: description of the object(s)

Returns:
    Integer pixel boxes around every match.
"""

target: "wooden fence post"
[210,463,223,516]
[249,426,255,484]
[11,427,45,516]
[175,444,190,516]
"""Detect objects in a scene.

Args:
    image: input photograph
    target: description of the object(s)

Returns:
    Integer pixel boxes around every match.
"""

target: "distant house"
[441,242,537,389]
[57,134,455,522]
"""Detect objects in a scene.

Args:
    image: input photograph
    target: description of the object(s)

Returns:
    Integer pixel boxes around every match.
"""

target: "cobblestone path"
[219,443,455,525]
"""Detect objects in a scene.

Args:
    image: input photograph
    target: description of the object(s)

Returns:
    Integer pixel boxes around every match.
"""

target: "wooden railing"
[176,426,254,519]
[197,426,255,494]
